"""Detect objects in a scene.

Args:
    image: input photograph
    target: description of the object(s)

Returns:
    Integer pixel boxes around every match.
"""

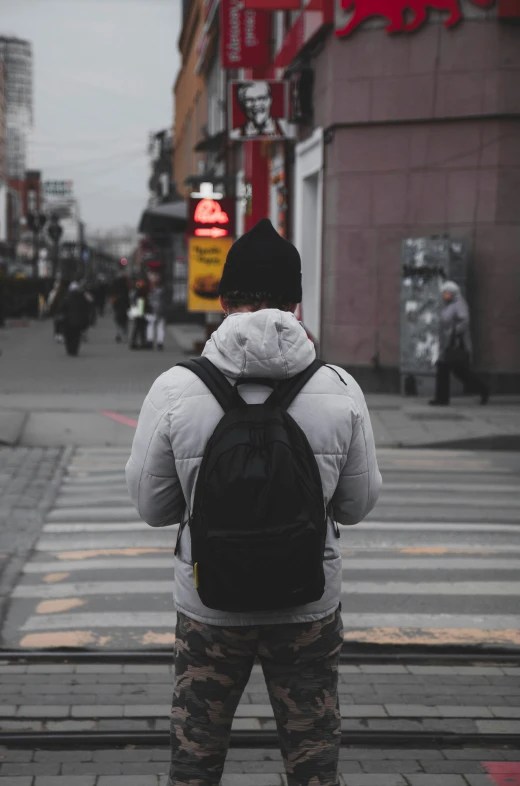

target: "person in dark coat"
[61,282,91,356]
[111,274,130,343]
[430,281,490,406]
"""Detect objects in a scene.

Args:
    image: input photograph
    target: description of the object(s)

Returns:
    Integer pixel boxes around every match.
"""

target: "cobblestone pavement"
[0,448,67,631]
[0,746,519,784]
[0,662,519,735]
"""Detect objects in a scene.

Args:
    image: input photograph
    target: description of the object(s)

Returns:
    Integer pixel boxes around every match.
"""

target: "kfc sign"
[336,0,496,37]
[188,197,236,239]
[221,0,271,69]
[229,80,291,141]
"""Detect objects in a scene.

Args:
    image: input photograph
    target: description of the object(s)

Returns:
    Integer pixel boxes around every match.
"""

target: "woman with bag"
[430,281,490,406]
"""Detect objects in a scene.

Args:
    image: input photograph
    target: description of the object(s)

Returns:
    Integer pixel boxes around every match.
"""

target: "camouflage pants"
[169,607,343,786]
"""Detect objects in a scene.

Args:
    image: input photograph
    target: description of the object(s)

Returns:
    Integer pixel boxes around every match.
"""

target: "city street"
[0,317,519,652]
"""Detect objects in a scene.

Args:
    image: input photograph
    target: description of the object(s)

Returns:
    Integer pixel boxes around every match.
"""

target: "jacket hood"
[202,309,315,379]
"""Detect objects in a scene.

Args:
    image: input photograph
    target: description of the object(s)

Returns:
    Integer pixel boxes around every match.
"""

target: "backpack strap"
[177,358,235,413]
[271,359,326,411]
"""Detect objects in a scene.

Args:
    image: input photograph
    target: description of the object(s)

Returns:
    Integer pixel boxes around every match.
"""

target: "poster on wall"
[187,237,233,313]
[220,0,271,68]
[229,80,292,141]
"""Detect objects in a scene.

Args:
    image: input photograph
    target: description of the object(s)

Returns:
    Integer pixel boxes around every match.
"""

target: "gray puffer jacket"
[126,309,382,626]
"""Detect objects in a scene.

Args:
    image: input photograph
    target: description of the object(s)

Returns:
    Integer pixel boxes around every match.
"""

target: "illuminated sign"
[335,0,496,38]
[188,237,233,313]
[194,199,230,226]
[188,196,236,238]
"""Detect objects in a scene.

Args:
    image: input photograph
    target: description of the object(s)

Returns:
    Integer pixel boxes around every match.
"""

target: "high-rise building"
[0,37,33,179]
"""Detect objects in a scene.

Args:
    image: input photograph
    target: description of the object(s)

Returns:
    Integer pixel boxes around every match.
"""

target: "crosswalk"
[2,447,520,649]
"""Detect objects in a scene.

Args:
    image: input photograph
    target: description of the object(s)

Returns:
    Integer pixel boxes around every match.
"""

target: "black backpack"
[175,357,328,613]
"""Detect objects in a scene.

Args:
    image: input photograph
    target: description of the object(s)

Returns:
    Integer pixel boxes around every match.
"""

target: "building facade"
[306,2,520,392]
[173,0,520,392]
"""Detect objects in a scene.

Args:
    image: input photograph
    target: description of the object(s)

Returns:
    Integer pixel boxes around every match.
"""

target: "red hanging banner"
[243,0,302,9]
[221,0,272,69]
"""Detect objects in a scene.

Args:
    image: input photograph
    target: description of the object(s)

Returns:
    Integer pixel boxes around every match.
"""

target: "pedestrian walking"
[61,282,91,357]
[94,274,107,317]
[111,273,130,344]
[126,218,382,786]
[47,280,67,343]
[430,281,490,406]
[129,279,150,350]
[146,278,167,350]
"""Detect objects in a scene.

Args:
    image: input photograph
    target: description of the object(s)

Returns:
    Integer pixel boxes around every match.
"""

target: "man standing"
[430,280,490,406]
[126,218,382,786]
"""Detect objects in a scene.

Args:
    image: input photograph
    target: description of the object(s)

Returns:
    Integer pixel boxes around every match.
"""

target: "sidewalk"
[0,319,518,450]
[168,323,520,452]
[0,660,518,784]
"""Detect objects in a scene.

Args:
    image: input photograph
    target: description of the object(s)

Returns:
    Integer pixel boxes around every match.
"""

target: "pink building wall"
[313,19,520,390]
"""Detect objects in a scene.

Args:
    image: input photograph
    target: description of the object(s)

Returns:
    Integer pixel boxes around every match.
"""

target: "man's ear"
[289,304,297,314]
[219,296,227,313]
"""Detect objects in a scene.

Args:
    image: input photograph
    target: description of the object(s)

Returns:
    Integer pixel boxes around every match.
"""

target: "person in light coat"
[126,218,382,786]
[431,281,489,406]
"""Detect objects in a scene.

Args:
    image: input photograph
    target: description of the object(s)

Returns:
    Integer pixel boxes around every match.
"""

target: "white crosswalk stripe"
[4,446,520,649]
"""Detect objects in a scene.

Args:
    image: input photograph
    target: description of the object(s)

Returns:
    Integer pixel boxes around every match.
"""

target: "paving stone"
[406,777,468,785]
[35,778,96,786]
[17,706,68,718]
[93,751,153,762]
[97,778,159,786]
[222,777,283,786]
[33,752,92,762]
[476,720,520,734]
[0,779,34,786]
[340,776,405,785]
[71,706,123,718]
[122,705,169,717]
[385,705,441,717]
[361,760,422,773]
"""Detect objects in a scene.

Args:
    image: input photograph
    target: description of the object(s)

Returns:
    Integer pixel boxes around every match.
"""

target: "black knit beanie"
[218,218,302,303]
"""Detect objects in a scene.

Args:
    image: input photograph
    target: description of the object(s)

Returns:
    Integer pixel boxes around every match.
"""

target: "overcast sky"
[2,0,181,232]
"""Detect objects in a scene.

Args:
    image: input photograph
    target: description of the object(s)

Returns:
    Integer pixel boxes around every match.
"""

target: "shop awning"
[194,131,226,153]
[138,201,188,235]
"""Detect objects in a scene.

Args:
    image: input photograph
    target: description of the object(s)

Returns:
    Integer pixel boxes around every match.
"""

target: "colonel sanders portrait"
[230,81,285,140]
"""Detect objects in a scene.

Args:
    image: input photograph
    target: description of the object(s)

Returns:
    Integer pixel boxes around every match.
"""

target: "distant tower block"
[0,37,33,179]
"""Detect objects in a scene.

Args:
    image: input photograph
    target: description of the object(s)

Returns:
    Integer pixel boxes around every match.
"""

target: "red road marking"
[483,762,520,785]
[99,410,138,428]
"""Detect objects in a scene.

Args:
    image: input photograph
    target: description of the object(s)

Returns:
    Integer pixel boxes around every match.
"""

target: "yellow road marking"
[36,598,86,614]
[343,627,520,646]
[19,631,97,648]
[141,632,176,645]
[43,573,71,583]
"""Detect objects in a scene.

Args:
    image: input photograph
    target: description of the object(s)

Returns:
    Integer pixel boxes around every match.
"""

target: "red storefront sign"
[336,0,496,38]
[188,197,236,239]
[221,0,271,68]
[244,0,301,9]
